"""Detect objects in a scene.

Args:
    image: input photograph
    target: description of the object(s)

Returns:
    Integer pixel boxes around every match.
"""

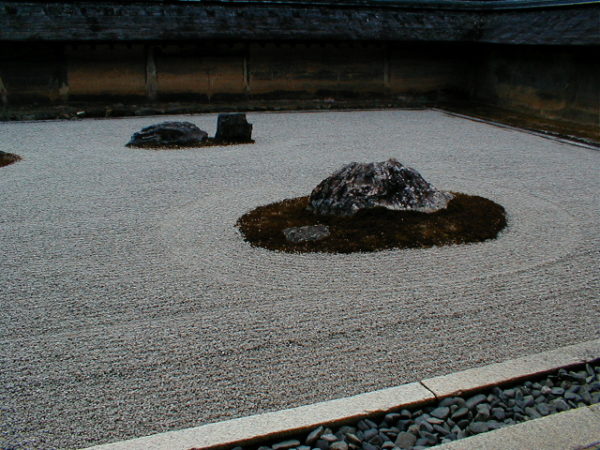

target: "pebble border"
[232,362,599,450]
[86,339,600,450]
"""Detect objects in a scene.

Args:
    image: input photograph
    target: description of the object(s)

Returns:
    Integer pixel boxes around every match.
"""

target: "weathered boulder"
[126,121,208,148]
[308,158,453,216]
[215,113,253,143]
[283,225,330,243]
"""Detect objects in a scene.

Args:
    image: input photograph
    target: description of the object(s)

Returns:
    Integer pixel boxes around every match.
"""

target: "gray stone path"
[1,110,598,449]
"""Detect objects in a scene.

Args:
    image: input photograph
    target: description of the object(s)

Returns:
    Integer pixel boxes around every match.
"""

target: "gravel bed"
[237,362,600,450]
[1,110,599,449]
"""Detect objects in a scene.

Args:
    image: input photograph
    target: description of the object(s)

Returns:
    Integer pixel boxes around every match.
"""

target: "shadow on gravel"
[237,193,507,253]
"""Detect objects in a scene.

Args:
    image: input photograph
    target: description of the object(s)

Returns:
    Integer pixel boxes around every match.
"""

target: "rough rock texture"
[309,158,453,216]
[126,121,208,148]
[282,225,330,243]
[215,113,253,143]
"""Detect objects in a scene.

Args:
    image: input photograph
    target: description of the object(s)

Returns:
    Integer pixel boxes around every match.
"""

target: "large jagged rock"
[308,158,453,216]
[215,113,253,143]
[126,121,208,148]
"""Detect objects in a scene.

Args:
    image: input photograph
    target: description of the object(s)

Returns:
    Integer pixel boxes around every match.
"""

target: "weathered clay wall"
[0,41,469,104]
[471,45,600,126]
[0,41,597,128]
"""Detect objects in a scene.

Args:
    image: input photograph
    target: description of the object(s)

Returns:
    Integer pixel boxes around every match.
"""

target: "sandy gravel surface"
[1,110,598,449]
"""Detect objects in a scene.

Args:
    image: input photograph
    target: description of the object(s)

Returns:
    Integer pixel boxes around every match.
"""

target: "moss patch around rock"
[236,193,507,253]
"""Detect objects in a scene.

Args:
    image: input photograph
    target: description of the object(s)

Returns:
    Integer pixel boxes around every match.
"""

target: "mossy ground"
[126,137,254,149]
[0,152,21,168]
[236,193,507,253]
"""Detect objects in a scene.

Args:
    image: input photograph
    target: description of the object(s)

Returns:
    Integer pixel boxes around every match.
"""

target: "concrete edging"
[86,339,600,450]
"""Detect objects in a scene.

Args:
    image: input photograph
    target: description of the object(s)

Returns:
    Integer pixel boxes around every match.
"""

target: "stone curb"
[85,339,600,450]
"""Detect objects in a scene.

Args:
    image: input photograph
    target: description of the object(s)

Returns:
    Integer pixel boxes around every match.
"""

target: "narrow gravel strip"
[241,362,599,450]
[1,110,599,449]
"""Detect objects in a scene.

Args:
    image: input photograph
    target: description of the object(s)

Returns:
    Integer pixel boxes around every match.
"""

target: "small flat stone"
[475,404,491,421]
[430,406,450,419]
[306,425,325,445]
[357,419,370,431]
[425,417,444,425]
[536,403,552,416]
[439,397,463,407]
[433,424,450,435]
[345,433,362,445]
[466,394,487,409]
[321,433,339,442]
[283,225,330,243]
[525,407,542,419]
[418,431,438,445]
[565,392,582,402]
[522,395,535,407]
[503,389,516,398]
[362,429,378,441]
[552,398,570,412]
[468,422,489,434]
[492,407,506,421]
[399,409,412,419]
[456,419,470,429]
[395,431,417,448]
[272,439,301,450]
[451,407,470,420]
[551,387,565,396]
[330,441,348,450]
[385,413,402,423]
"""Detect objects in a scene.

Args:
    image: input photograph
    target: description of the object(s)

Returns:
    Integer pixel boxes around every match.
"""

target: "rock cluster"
[126,121,208,148]
[126,113,253,148]
[308,159,453,217]
[231,363,599,450]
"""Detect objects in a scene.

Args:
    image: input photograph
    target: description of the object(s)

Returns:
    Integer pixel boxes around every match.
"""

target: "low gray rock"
[283,225,330,243]
[126,121,208,148]
[308,159,453,217]
[215,113,253,143]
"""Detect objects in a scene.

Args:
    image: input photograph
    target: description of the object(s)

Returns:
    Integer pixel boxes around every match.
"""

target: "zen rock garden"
[0,150,21,168]
[237,158,507,253]
[126,113,253,148]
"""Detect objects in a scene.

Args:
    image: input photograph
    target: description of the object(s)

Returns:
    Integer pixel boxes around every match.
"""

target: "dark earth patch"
[236,193,507,253]
[126,137,255,150]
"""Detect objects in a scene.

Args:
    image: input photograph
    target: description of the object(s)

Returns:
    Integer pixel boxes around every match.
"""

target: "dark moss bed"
[236,193,507,253]
[126,137,254,150]
[0,151,21,167]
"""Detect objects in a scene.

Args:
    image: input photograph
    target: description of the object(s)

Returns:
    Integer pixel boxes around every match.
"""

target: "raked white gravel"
[1,110,598,449]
